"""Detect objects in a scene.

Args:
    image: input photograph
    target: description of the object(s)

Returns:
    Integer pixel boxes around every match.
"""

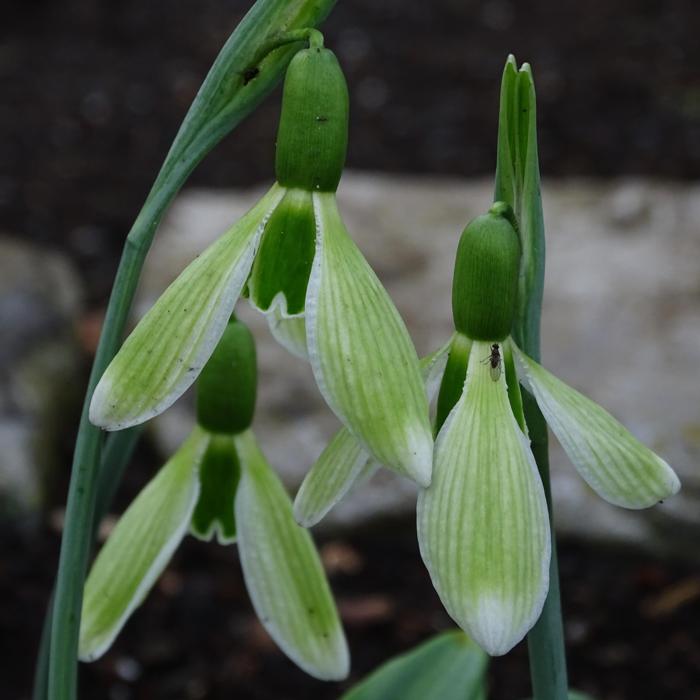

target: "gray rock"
[136,174,700,558]
[0,236,84,515]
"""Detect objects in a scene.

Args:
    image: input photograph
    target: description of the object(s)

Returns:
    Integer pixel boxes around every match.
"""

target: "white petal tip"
[292,501,318,529]
[307,646,351,681]
[401,430,434,487]
[468,597,528,657]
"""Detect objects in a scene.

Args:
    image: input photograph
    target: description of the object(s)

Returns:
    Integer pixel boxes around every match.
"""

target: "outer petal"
[79,427,208,661]
[294,427,376,527]
[306,192,433,485]
[90,184,285,430]
[294,343,451,527]
[417,341,551,656]
[514,346,680,508]
[234,431,349,680]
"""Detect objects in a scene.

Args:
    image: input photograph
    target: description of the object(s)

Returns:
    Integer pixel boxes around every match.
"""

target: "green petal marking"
[89,184,285,431]
[79,427,208,661]
[191,434,240,544]
[417,340,551,656]
[294,344,451,527]
[306,192,433,486]
[266,304,309,360]
[514,346,681,508]
[234,431,349,680]
[248,187,316,316]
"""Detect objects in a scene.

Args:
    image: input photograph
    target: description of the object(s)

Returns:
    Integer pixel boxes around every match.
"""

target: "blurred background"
[2,0,700,698]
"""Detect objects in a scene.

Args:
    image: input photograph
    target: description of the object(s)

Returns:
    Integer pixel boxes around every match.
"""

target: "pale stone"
[137,174,700,558]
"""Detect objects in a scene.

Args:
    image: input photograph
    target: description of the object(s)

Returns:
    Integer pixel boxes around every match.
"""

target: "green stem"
[495,55,568,699]
[523,392,568,699]
[46,2,337,698]
[33,428,142,700]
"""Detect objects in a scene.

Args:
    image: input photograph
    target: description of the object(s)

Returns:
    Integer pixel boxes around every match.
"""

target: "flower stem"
[45,2,338,698]
[494,55,569,699]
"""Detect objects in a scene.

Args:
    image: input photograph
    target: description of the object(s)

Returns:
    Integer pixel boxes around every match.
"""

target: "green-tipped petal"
[234,431,349,680]
[514,346,680,508]
[266,304,309,360]
[294,343,451,527]
[306,192,433,485]
[417,341,550,656]
[79,427,208,661]
[89,185,285,431]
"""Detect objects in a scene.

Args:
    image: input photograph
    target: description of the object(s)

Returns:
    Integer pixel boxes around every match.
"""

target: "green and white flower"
[89,43,432,485]
[299,204,680,656]
[80,319,349,680]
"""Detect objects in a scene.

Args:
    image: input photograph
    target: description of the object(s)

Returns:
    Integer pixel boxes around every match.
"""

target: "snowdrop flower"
[89,40,433,485]
[298,203,680,655]
[80,318,349,680]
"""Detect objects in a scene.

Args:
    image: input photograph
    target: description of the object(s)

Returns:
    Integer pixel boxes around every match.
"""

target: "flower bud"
[196,317,257,434]
[275,47,349,192]
[452,202,521,341]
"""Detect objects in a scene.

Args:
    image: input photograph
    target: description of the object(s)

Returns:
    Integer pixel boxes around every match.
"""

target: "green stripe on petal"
[79,427,208,661]
[191,434,240,544]
[234,431,349,680]
[417,340,551,656]
[89,184,285,431]
[514,346,680,508]
[265,304,309,360]
[306,192,433,486]
[294,344,451,527]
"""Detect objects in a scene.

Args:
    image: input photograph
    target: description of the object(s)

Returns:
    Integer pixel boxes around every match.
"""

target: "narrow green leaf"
[306,192,433,485]
[417,341,550,656]
[191,434,240,544]
[79,428,208,661]
[341,630,488,700]
[234,431,348,680]
[90,185,284,431]
[515,346,680,508]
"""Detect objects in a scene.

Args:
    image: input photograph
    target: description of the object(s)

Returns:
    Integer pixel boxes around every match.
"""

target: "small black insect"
[482,343,502,382]
[242,66,260,85]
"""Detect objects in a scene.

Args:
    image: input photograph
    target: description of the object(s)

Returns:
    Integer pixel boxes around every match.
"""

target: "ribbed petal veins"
[89,184,285,430]
[294,427,375,527]
[79,427,208,661]
[417,340,550,656]
[234,431,349,680]
[514,346,681,508]
[305,192,433,485]
[294,343,452,527]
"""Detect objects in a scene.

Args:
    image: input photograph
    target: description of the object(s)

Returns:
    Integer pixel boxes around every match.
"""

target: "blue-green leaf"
[341,630,488,700]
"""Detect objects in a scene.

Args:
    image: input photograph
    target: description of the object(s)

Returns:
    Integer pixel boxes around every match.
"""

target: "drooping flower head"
[295,203,680,656]
[80,317,349,680]
[89,36,433,486]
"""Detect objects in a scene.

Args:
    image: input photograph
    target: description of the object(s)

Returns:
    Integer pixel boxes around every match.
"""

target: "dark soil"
[6,515,700,700]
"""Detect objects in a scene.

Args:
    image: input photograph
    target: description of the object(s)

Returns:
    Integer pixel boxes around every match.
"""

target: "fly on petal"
[417,341,550,656]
